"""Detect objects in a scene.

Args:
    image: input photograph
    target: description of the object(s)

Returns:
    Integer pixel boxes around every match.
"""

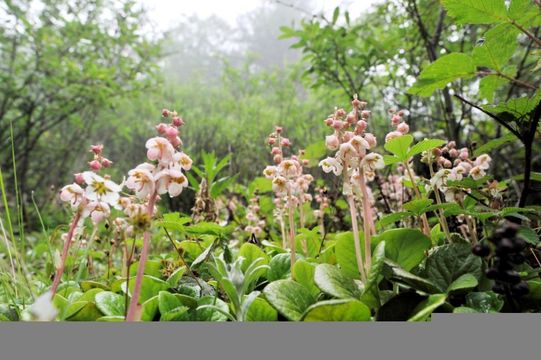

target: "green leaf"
[191,241,215,268]
[158,291,190,321]
[465,291,504,313]
[441,0,507,24]
[64,301,103,321]
[166,266,187,288]
[80,281,109,292]
[403,198,434,216]
[378,229,431,271]
[123,275,170,304]
[518,226,540,245]
[473,24,519,71]
[408,294,447,322]
[487,89,541,119]
[195,296,230,321]
[96,316,125,322]
[376,292,427,321]
[384,134,413,161]
[376,212,411,229]
[141,295,159,321]
[266,253,292,281]
[335,231,365,279]
[263,280,316,321]
[473,133,516,156]
[239,243,269,272]
[95,291,125,317]
[407,139,446,158]
[248,177,272,194]
[364,241,386,293]
[407,53,477,96]
[447,273,479,293]
[423,244,483,292]
[332,7,340,24]
[314,264,362,299]
[508,0,541,26]
[292,259,320,297]
[295,228,321,258]
[302,299,371,322]
[383,260,441,294]
[245,297,278,321]
[479,75,508,102]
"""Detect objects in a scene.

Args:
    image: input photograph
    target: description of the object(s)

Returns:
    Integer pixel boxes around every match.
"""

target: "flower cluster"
[426,141,492,202]
[264,127,313,210]
[244,195,266,236]
[59,145,121,225]
[318,96,384,196]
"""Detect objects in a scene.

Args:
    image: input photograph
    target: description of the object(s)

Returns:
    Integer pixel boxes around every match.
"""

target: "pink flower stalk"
[52,145,121,297]
[318,95,385,281]
[263,127,314,273]
[126,108,192,321]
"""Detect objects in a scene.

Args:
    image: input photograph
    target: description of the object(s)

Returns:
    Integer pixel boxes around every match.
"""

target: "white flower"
[82,201,111,224]
[474,154,491,170]
[125,163,156,199]
[337,142,357,161]
[82,172,121,205]
[30,291,57,321]
[59,183,84,208]
[319,157,343,176]
[362,153,385,171]
[263,165,278,179]
[469,166,485,180]
[172,152,193,171]
[145,137,175,165]
[272,176,288,195]
[430,169,450,188]
[156,168,188,197]
[279,159,300,178]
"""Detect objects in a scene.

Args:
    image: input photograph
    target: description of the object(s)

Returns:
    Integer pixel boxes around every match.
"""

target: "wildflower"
[475,154,491,170]
[263,165,278,179]
[125,164,156,199]
[319,157,343,176]
[60,184,85,208]
[156,168,188,197]
[272,176,288,195]
[470,166,485,180]
[145,137,175,164]
[172,152,193,171]
[82,171,121,205]
[82,201,111,224]
[362,153,385,171]
[325,134,340,150]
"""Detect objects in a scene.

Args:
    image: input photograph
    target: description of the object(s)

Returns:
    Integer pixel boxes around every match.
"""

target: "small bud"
[171,116,184,127]
[271,147,282,155]
[101,158,113,168]
[324,118,334,126]
[281,138,291,147]
[275,126,283,134]
[74,173,84,185]
[361,110,370,119]
[268,137,276,145]
[162,109,170,117]
[273,154,282,164]
[397,122,409,134]
[165,126,178,138]
[88,160,102,171]
[156,123,168,134]
[90,144,103,155]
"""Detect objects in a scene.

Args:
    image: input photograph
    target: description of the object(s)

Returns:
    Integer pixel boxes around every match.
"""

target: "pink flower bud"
[335,109,346,118]
[443,159,452,168]
[162,109,170,117]
[325,135,340,150]
[273,154,282,164]
[303,159,309,166]
[449,148,458,158]
[356,120,367,132]
[324,118,334,126]
[346,113,356,124]
[398,110,406,117]
[268,137,276,145]
[351,98,361,108]
[361,110,370,119]
[90,144,103,155]
[165,126,178,138]
[359,101,367,109]
[171,137,182,147]
[343,131,354,142]
[275,126,283,134]
[271,147,282,155]
[459,150,469,160]
[88,160,102,171]
[171,116,184,127]
[156,123,168,134]
[74,173,84,185]
[332,120,345,130]
[281,138,291,147]
[391,114,402,126]
[101,158,113,168]
[448,141,456,149]
[385,131,403,143]
[397,122,409,134]
[364,133,377,148]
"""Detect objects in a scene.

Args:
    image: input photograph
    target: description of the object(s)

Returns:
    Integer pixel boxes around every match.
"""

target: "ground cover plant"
[1,0,541,322]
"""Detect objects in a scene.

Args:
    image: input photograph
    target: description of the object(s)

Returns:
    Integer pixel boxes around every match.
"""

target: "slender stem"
[75,226,98,283]
[347,195,367,283]
[404,162,431,236]
[427,157,452,243]
[279,212,287,249]
[126,193,157,322]
[287,190,296,276]
[51,211,81,297]
[358,170,373,270]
